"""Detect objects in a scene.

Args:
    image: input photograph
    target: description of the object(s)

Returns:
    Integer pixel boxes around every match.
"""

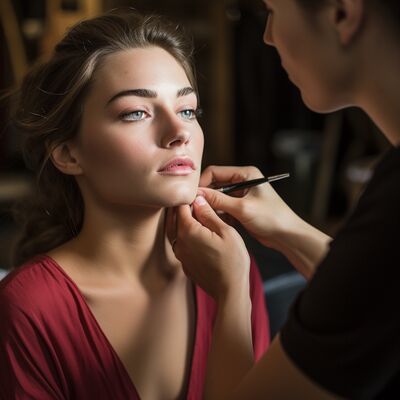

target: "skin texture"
[169,0,400,398]
[48,47,204,400]
[64,47,203,209]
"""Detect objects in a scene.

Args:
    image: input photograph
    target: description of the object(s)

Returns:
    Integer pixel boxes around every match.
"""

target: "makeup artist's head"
[11,10,203,265]
[263,0,400,112]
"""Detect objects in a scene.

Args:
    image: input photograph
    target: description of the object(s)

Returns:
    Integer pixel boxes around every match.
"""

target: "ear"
[332,0,365,45]
[50,142,83,176]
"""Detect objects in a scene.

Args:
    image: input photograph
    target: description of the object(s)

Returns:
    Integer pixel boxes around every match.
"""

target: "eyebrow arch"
[106,86,195,106]
[177,87,195,97]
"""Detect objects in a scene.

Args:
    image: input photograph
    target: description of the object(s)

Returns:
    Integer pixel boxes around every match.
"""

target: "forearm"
[271,215,332,280]
[204,283,254,400]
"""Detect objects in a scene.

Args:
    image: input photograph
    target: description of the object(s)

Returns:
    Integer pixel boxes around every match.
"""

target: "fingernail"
[195,195,207,205]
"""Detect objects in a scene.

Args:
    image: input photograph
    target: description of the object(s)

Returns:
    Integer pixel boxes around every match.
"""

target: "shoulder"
[334,146,400,240]
[374,145,400,175]
[362,146,400,202]
[0,256,71,321]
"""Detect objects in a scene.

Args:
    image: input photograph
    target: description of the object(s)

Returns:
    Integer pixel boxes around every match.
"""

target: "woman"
[0,11,269,399]
[171,0,400,398]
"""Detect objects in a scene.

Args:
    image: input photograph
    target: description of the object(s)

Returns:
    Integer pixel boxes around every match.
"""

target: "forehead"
[90,47,191,96]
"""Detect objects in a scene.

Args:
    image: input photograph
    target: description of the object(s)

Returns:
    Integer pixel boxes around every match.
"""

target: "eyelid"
[119,109,150,122]
[178,107,203,120]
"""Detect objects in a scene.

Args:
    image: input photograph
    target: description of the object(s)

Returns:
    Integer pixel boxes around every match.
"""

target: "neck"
[70,204,179,281]
[355,23,400,146]
[360,87,400,147]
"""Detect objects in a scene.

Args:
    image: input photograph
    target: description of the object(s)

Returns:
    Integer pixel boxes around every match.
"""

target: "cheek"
[195,130,204,159]
[78,128,152,178]
[191,122,204,146]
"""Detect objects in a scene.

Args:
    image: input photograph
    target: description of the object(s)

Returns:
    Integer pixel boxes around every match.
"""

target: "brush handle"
[217,173,290,194]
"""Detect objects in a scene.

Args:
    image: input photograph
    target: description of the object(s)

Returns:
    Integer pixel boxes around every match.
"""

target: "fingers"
[197,187,242,218]
[175,203,194,227]
[175,198,224,237]
[199,165,263,188]
[191,195,228,235]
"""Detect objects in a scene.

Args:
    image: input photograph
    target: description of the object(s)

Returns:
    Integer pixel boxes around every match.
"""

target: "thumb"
[199,187,241,218]
[192,195,229,235]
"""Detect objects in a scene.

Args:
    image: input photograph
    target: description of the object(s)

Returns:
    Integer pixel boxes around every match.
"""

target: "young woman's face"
[74,47,204,209]
[263,0,352,112]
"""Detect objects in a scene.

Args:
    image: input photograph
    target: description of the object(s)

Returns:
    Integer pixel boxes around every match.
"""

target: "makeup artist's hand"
[199,166,296,251]
[167,197,250,302]
[199,166,332,279]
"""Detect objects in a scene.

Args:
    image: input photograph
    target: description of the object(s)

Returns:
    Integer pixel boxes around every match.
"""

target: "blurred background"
[0,0,390,335]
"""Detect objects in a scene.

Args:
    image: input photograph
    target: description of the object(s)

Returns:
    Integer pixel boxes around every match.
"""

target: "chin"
[300,81,352,114]
[164,187,197,207]
[301,92,346,114]
[172,193,197,206]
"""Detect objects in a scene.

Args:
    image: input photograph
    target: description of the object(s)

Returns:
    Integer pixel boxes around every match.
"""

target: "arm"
[172,198,339,400]
[230,334,340,400]
[173,203,254,399]
[199,165,332,279]
[270,213,332,280]
[248,256,270,358]
[205,283,254,399]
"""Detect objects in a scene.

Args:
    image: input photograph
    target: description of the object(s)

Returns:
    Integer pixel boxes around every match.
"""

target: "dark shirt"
[281,146,400,399]
[0,255,269,399]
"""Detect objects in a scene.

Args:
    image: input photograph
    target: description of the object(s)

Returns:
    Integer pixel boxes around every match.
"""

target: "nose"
[263,14,274,46]
[160,112,191,148]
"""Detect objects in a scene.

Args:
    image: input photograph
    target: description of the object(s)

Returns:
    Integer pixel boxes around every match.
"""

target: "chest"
[83,280,196,400]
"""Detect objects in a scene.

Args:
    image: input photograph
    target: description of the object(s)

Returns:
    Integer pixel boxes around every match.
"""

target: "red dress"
[0,255,269,399]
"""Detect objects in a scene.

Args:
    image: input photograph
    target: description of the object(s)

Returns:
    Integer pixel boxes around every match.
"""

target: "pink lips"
[158,157,195,176]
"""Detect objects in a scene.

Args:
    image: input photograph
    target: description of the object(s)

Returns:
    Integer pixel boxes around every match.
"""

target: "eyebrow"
[106,86,195,106]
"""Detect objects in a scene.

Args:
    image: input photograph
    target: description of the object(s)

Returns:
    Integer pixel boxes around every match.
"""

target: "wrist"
[259,207,302,251]
[270,214,332,278]
[217,279,251,309]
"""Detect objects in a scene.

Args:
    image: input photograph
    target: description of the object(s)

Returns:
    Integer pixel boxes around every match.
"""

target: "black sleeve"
[281,148,400,399]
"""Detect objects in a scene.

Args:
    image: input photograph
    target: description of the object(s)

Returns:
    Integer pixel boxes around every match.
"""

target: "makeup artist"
[170,0,400,398]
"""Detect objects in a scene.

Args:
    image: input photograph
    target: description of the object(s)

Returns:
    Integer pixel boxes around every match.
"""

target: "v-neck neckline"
[42,254,200,399]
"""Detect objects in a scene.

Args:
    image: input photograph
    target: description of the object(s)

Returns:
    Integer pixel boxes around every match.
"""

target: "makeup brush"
[216,173,290,194]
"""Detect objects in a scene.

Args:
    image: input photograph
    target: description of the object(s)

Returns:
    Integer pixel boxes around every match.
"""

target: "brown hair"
[10,10,198,266]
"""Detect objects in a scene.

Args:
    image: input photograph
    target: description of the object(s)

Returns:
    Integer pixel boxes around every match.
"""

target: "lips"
[158,157,195,175]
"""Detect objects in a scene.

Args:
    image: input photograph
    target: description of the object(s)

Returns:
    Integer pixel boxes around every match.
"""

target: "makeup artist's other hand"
[199,165,297,251]
[171,197,250,302]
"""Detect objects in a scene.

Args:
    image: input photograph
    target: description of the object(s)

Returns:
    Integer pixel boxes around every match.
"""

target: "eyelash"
[120,110,147,122]
[119,108,203,122]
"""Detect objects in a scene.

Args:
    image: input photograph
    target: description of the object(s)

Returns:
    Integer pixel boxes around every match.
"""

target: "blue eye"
[179,108,202,120]
[120,110,147,121]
